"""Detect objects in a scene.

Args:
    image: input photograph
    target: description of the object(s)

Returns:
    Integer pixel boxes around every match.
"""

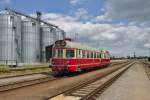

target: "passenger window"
[98,53,100,58]
[79,50,82,58]
[99,53,102,58]
[82,51,86,58]
[66,50,75,58]
[76,50,79,58]
[84,51,87,58]
[102,53,105,58]
[95,53,97,58]
[91,52,93,58]
[87,51,90,58]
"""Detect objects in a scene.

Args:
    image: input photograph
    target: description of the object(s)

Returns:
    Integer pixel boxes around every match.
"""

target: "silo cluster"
[0,10,65,65]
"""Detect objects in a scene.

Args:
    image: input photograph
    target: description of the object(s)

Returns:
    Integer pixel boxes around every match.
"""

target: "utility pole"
[75,33,78,41]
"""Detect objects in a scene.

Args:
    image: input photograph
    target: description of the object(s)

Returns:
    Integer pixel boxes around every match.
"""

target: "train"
[51,39,110,74]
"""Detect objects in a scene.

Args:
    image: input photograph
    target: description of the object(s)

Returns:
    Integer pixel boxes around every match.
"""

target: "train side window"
[94,52,97,58]
[66,50,75,58]
[82,51,86,58]
[86,51,88,58]
[80,50,82,58]
[78,50,80,58]
[100,53,102,58]
[102,53,105,58]
[87,51,90,58]
[98,53,100,58]
[76,50,80,58]
[93,52,95,58]
[92,52,94,58]
[76,50,78,58]
[91,52,93,58]
[84,51,87,58]
[104,53,107,58]
[97,53,99,58]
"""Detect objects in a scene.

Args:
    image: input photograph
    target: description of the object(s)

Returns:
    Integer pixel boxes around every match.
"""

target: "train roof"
[66,40,99,51]
[55,40,108,53]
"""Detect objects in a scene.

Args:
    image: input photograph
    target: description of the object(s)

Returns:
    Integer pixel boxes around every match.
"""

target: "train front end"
[51,40,77,73]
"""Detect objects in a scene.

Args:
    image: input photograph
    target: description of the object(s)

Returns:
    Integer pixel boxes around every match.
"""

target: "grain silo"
[55,28,65,41]
[0,11,21,65]
[41,24,56,62]
[21,18,40,63]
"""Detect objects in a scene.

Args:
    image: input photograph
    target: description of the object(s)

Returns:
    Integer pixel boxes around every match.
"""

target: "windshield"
[66,50,75,58]
[53,49,63,58]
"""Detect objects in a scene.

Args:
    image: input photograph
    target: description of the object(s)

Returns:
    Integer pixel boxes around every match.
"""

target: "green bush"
[148,57,150,61]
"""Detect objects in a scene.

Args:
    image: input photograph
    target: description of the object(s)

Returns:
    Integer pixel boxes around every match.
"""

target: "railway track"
[0,72,58,92]
[0,71,50,79]
[0,61,126,79]
[0,61,129,93]
[48,62,134,100]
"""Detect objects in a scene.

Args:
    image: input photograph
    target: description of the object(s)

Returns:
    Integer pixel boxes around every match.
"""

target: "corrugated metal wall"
[0,14,21,65]
[22,19,40,63]
[0,10,65,65]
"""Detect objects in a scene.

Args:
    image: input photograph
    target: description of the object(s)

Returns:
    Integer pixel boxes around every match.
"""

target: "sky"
[0,0,150,57]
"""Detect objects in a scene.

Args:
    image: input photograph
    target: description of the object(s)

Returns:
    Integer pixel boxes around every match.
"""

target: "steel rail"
[0,75,57,92]
[0,61,126,79]
[47,61,133,100]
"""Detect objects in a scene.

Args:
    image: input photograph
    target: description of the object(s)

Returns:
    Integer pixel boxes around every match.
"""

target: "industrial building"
[0,9,65,65]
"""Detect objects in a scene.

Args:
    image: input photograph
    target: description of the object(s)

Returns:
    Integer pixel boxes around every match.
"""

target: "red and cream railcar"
[51,40,110,73]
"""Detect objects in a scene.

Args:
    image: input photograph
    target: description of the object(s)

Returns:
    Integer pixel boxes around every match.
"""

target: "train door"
[76,50,82,69]
[46,45,53,63]
[101,53,106,65]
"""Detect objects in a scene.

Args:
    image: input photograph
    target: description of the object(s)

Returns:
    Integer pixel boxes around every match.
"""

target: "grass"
[0,63,51,77]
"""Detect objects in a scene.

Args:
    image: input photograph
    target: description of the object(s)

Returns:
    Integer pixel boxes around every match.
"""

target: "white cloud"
[100,8,105,12]
[0,0,10,4]
[70,0,89,5]
[94,12,110,22]
[74,8,91,21]
[70,0,80,5]
[40,12,150,56]
[144,43,150,48]
[101,0,150,24]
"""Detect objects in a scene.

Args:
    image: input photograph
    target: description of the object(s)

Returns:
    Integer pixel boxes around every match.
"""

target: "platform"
[97,62,150,100]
